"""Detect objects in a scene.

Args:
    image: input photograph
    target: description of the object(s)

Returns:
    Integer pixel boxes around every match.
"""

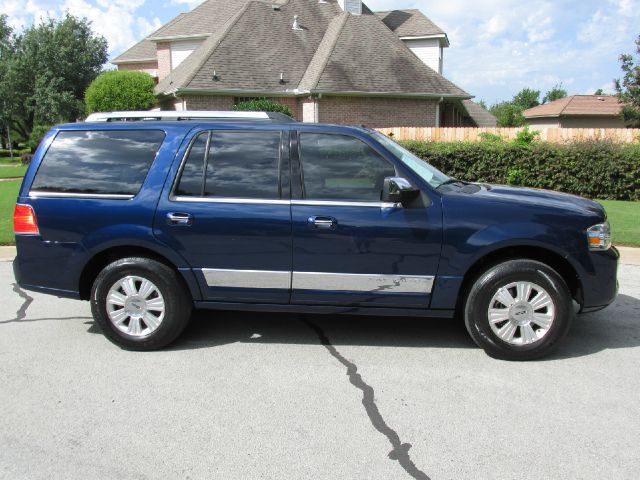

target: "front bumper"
[576,246,619,313]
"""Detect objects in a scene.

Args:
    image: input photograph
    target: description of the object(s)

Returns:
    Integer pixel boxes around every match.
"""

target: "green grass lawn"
[599,200,640,247]
[0,165,28,178]
[0,180,21,245]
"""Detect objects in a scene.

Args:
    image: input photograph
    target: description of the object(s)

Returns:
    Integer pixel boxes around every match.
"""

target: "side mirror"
[382,177,420,205]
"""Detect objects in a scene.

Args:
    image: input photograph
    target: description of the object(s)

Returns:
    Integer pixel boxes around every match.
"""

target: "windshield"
[372,131,450,188]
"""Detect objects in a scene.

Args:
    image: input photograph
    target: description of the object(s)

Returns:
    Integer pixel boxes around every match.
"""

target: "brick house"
[113,0,493,128]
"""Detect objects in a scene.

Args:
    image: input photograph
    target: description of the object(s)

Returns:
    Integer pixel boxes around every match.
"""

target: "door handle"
[308,216,338,230]
[166,212,193,226]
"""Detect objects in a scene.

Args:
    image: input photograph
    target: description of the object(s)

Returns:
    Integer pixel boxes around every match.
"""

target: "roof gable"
[314,12,465,96]
[121,0,467,99]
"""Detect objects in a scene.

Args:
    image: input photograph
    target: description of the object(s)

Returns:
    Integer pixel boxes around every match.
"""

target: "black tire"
[91,257,192,351]
[464,259,573,361]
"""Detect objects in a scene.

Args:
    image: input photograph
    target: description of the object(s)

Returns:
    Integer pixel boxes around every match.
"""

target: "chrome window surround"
[201,269,434,294]
[29,191,134,200]
[173,196,401,208]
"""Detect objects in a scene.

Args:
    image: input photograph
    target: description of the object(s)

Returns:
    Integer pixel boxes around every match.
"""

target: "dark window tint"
[176,131,282,199]
[175,133,208,196]
[299,133,396,202]
[32,130,165,195]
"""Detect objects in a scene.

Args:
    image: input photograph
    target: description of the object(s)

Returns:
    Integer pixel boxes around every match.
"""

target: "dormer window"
[338,0,362,15]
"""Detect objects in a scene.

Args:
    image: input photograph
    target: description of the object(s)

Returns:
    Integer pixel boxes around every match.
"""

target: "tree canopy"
[0,14,107,139]
[615,34,640,127]
[543,84,568,104]
[85,70,156,113]
[489,88,542,127]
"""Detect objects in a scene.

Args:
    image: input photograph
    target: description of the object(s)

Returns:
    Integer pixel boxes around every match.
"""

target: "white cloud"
[0,0,158,56]
[367,0,640,102]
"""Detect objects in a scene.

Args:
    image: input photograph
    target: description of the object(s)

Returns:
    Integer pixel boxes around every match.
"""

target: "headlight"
[587,222,612,251]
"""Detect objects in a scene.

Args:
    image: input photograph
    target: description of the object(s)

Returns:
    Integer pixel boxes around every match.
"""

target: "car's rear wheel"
[464,259,573,361]
[91,257,192,351]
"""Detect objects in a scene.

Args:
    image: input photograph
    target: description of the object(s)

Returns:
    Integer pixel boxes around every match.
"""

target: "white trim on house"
[149,34,210,42]
[400,34,450,47]
[112,58,158,65]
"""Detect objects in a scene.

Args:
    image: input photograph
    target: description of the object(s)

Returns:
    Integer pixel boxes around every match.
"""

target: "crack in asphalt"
[304,318,430,480]
[8,283,33,323]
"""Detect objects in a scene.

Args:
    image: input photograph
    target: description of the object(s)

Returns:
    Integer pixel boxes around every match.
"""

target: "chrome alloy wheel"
[106,276,165,338]
[487,281,556,346]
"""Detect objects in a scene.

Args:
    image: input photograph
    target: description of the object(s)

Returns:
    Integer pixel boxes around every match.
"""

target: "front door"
[155,128,292,303]
[290,130,442,309]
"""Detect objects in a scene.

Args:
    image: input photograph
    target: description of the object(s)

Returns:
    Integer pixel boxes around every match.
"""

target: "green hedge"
[401,141,640,201]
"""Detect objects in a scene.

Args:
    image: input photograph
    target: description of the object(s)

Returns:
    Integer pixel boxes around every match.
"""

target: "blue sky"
[2,0,639,104]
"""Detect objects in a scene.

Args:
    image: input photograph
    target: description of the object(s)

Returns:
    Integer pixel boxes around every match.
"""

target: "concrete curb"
[2,245,639,265]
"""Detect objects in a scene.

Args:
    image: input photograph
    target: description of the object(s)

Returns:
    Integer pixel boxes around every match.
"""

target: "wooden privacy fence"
[375,127,640,144]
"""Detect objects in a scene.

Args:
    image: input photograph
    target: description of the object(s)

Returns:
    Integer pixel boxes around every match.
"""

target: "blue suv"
[13,111,619,360]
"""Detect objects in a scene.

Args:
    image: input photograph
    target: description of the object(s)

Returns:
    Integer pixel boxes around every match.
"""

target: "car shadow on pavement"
[164,294,640,360]
[169,310,477,351]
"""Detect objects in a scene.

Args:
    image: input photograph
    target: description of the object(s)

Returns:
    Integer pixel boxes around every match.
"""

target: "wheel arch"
[78,245,200,301]
[456,245,583,314]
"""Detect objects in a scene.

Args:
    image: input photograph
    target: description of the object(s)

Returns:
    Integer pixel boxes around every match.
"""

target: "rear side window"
[31,130,165,196]
[176,130,282,199]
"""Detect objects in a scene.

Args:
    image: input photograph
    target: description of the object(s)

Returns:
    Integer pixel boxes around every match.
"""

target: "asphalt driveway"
[1,254,639,480]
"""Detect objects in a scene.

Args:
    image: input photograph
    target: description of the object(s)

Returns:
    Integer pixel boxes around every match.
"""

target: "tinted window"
[32,130,165,195]
[175,133,208,196]
[176,131,282,199]
[299,133,396,202]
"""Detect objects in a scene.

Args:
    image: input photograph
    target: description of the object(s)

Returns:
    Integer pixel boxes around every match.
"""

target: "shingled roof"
[462,100,497,127]
[151,0,469,99]
[523,95,624,118]
[374,9,447,40]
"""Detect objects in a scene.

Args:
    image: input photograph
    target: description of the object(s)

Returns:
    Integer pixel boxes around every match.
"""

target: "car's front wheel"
[464,259,574,361]
[91,257,192,351]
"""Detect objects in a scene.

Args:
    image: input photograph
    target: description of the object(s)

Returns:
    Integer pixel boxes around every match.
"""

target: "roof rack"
[85,111,296,123]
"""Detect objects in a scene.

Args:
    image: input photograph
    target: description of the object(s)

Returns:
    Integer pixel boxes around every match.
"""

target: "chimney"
[338,0,362,15]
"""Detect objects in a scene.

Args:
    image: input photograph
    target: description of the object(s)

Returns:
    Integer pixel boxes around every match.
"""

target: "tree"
[0,14,108,139]
[232,98,293,118]
[594,88,606,96]
[0,15,14,149]
[513,88,541,110]
[490,101,526,127]
[543,83,568,104]
[488,88,542,127]
[615,34,640,127]
[85,70,156,113]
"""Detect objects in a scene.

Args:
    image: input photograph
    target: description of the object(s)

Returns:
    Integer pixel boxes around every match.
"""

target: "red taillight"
[13,204,40,235]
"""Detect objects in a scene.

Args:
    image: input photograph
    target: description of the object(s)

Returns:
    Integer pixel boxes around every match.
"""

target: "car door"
[154,127,292,303]
[290,129,442,309]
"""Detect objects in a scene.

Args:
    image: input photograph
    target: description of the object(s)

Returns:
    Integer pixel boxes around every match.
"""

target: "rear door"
[154,127,292,303]
[290,129,443,308]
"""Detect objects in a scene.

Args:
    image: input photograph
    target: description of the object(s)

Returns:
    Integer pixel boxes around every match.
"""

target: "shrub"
[85,70,156,114]
[27,125,54,152]
[232,99,293,118]
[400,140,640,201]
[513,126,540,146]
[478,132,504,143]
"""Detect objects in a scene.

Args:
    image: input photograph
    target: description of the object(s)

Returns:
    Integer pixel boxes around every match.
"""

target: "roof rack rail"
[85,111,296,123]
